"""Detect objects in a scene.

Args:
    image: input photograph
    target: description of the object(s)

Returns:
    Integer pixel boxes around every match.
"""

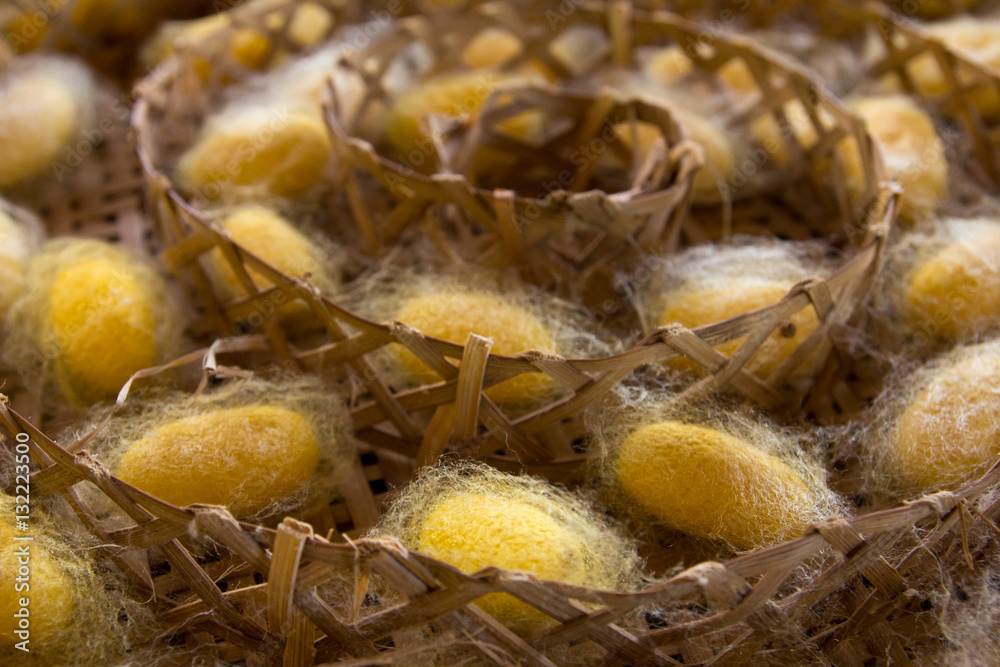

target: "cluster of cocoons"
[0,201,41,320]
[614,420,830,548]
[141,1,333,75]
[895,218,1000,340]
[650,243,825,380]
[205,205,338,321]
[99,378,345,518]
[393,288,559,404]
[886,340,1000,491]
[0,56,95,189]
[903,17,1000,120]
[6,239,174,406]
[375,462,638,636]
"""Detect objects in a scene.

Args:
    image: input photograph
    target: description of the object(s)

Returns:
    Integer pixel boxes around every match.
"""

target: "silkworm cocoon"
[0,57,95,188]
[418,492,588,631]
[0,497,127,663]
[13,239,174,406]
[0,204,40,320]
[660,279,820,378]
[175,104,332,201]
[205,206,336,319]
[384,71,537,171]
[842,96,947,222]
[671,107,735,204]
[899,219,1000,340]
[377,463,638,636]
[901,18,1000,119]
[750,100,822,167]
[889,341,1000,490]
[0,522,75,648]
[394,290,557,404]
[116,404,321,516]
[617,421,822,548]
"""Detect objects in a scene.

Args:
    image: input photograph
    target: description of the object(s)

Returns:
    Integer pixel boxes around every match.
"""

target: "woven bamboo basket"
[135,0,896,478]
[3,385,999,664]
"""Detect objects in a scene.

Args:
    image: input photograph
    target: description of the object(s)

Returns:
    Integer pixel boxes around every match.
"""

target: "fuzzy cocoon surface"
[617,421,825,548]
[844,95,947,222]
[592,391,843,551]
[375,462,640,637]
[5,239,178,407]
[175,104,332,202]
[0,56,96,189]
[394,289,558,404]
[0,496,126,665]
[383,70,541,171]
[93,377,350,519]
[205,205,339,320]
[886,339,1000,491]
[646,241,831,380]
[893,217,1000,340]
[117,405,320,515]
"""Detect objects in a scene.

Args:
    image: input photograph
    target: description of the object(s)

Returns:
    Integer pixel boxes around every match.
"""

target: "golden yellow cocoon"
[44,244,163,405]
[395,291,557,404]
[751,101,821,167]
[672,107,734,204]
[206,206,332,317]
[385,71,529,169]
[904,18,1000,119]
[891,343,1000,490]
[116,405,321,516]
[0,72,78,188]
[617,421,819,548]
[843,96,947,221]
[660,280,819,379]
[418,492,588,633]
[0,522,75,647]
[902,221,1000,339]
[0,209,30,318]
[176,107,332,201]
